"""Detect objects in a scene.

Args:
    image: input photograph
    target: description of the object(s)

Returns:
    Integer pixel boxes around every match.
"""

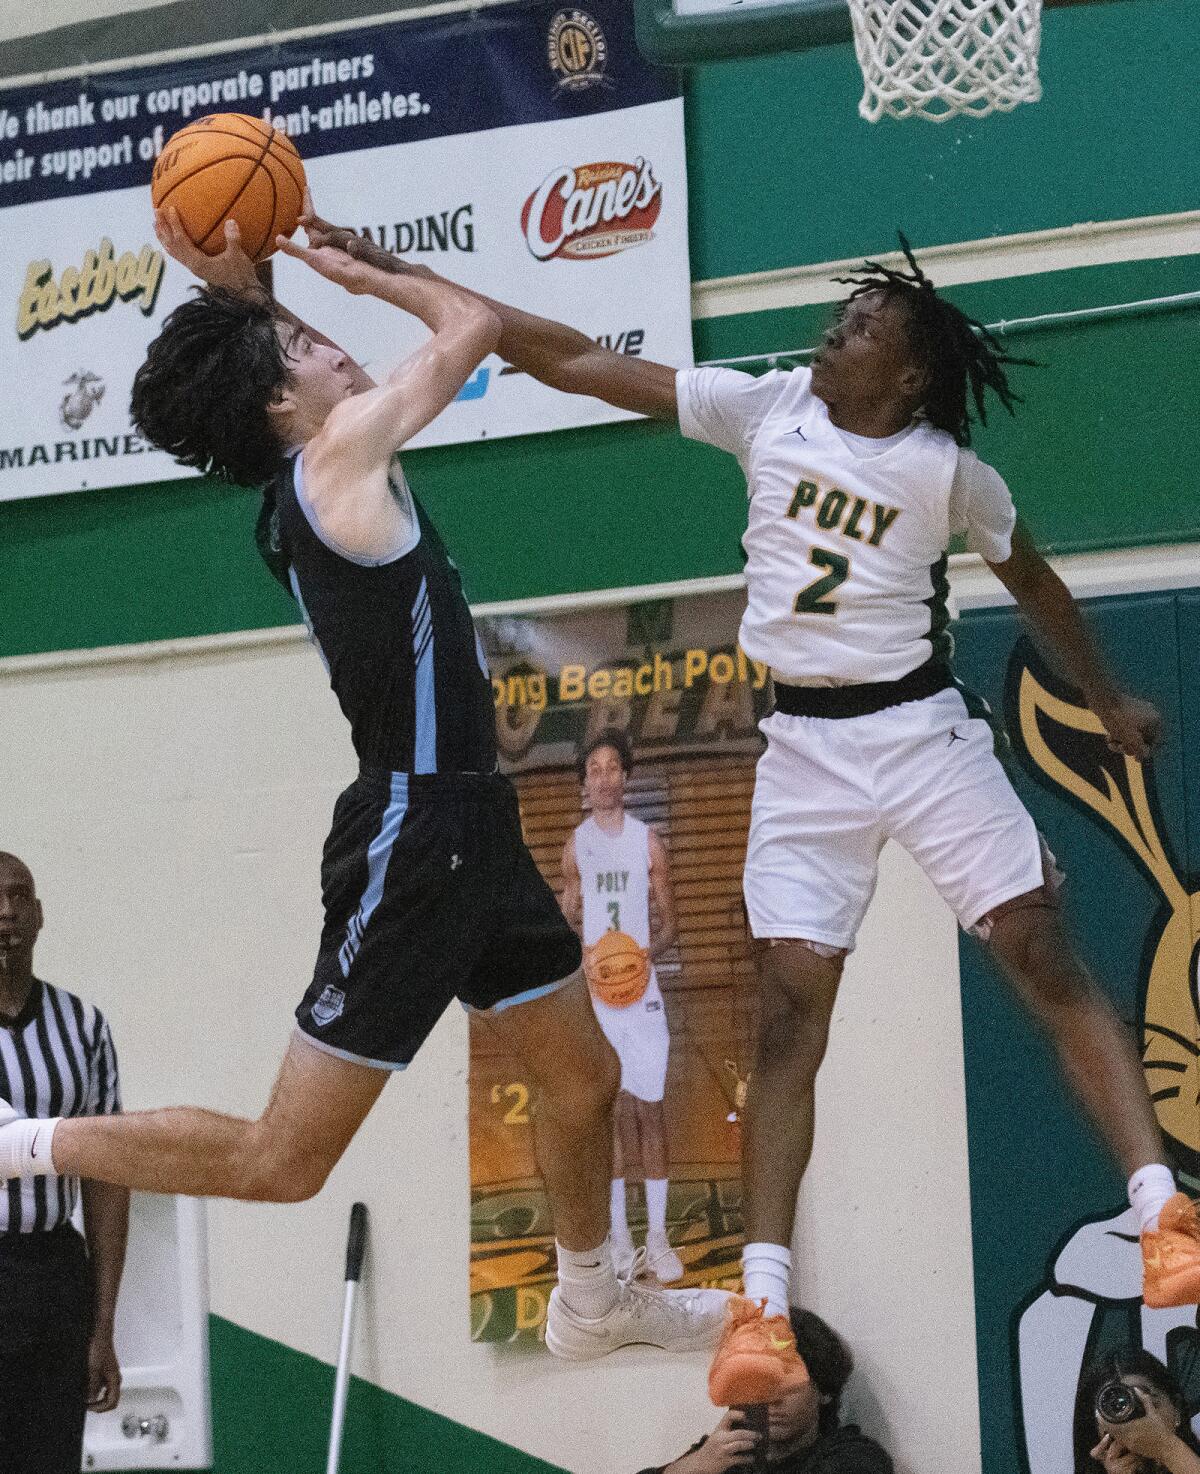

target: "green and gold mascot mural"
[1010,656,1200,1471]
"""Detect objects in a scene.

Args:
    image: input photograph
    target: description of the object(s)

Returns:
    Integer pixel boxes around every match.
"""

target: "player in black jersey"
[0,205,729,1361]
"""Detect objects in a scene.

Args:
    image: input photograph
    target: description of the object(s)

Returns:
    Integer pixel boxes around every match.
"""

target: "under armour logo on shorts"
[450,853,463,870]
[311,985,346,1027]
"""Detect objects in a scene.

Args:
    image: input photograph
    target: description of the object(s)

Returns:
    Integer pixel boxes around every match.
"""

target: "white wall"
[0,633,980,1474]
[0,0,182,44]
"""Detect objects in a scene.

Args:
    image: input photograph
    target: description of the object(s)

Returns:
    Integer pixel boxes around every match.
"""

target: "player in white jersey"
[561,730,683,1282]
[286,222,1200,1401]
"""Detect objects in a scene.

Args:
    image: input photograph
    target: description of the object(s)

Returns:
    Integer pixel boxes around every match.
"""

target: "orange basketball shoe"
[1142,1193,1200,1309]
[707,1297,810,1407]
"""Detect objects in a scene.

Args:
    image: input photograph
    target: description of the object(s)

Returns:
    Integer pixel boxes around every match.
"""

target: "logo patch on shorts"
[311,985,346,1027]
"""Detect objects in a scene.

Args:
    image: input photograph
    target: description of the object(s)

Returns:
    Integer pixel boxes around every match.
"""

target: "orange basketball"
[586,930,650,1009]
[151,113,306,263]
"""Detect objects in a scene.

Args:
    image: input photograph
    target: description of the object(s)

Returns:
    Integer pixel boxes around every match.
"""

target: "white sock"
[645,1178,669,1235]
[0,1115,60,1178]
[1129,1163,1176,1233]
[556,1238,620,1319]
[743,1241,792,1319]
[610,1179,630,1240]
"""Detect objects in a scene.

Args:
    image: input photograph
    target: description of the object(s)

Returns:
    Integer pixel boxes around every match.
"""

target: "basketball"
[150,113,306,263]
[585,930,650,1009]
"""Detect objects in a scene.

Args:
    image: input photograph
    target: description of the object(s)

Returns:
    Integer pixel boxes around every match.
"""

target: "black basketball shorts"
[295,767,582,1069]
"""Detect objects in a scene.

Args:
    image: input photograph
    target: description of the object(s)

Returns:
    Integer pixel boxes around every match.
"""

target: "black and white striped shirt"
[0,979,121,1234]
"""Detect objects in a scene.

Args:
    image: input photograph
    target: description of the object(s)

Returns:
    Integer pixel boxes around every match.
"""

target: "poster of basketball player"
[469,590,770,1346]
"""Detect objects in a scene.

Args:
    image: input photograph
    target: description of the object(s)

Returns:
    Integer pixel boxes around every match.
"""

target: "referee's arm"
[82,1178,128,1410]
[82,1015,130,1413]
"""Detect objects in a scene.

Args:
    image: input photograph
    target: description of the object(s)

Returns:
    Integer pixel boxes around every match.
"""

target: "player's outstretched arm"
[988,521,1162,759]
[277,235,500,470]
[153,208,376,392]
[298,198,679,422]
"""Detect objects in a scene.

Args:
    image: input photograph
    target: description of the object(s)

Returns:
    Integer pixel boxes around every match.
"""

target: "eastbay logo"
[17,237,164,339]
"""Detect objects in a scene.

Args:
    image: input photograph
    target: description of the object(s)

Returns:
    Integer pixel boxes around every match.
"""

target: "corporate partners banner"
[470,589,768,1345]
[0,1,689,501]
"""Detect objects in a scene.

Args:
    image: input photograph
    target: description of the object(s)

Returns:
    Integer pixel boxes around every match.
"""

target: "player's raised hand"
[1093,691,1162,761]
[275,234,380,294]
[154,208,263,297]
[297,188,359,253]
[299,188,436,279]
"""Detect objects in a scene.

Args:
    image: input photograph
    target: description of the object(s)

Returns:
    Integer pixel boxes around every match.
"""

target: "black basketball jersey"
[265,452,497,775]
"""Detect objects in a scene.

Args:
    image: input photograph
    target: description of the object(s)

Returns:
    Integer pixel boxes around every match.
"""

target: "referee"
[0,851,128,1474]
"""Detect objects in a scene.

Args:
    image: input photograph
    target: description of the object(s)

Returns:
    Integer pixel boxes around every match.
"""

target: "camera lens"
[1096,1383,1143,1425]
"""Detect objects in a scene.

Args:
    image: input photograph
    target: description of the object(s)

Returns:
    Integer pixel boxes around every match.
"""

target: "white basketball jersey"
[575,814,652,949]
[678,366,1010,683]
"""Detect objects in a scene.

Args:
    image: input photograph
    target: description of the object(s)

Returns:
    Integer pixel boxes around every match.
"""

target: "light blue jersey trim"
[338,772,409,978]
[411,577,438,774]
[294,1029,409,1073]
[293,450,421,566]
[288,566,330,674]
[467,971,577,1017]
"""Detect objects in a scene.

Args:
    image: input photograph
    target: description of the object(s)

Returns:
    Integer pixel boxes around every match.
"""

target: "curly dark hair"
[833,232,1034,447]
[130,286,291,486]
[789,1307,855,1437]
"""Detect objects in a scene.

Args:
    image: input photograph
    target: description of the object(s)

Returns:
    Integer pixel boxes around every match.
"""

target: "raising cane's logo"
[521,159,662,262]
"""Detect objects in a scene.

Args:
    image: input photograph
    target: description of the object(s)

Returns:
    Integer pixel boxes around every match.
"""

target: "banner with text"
[0,1,688,500]
[470,590,765,1345]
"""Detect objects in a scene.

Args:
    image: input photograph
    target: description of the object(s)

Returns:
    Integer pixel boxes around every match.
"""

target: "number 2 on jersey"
[794,548,849,615]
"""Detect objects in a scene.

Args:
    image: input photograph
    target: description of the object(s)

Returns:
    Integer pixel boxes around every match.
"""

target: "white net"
[847,0,1044,123]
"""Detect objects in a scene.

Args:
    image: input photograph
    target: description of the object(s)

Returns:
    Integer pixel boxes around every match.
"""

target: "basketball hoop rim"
[634,0,1143,68]
[634,0,852,66]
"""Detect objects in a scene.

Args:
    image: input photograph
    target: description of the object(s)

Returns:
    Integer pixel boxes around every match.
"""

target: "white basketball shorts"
[744,686,1049,950]
[591,970,670,1102]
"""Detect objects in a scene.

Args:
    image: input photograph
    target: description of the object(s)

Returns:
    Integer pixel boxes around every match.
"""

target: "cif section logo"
[522,159,662,261]
[1010,655,1200,1474]
[547,9,608,91]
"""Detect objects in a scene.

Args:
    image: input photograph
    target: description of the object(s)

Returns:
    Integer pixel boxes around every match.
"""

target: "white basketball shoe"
[546,1250,729,1359]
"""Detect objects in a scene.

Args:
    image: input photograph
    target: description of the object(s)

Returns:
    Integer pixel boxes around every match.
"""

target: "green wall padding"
[3,256,1196,658]
[685,0,1200,280]
[2,4,1198,657]
[203,1315,568,1474]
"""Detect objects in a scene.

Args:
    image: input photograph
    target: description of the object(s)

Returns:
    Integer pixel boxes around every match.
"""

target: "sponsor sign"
[521,157,662,260]
[0,0,688,500]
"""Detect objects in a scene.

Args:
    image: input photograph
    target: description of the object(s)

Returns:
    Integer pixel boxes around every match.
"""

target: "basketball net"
[847,0,1043,123]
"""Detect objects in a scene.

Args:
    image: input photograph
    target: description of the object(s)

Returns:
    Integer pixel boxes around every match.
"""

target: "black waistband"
[772,659,954,719]
[356,764,505,793]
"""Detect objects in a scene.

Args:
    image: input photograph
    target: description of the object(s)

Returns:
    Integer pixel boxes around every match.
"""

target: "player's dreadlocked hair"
[834,232,1034,447]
